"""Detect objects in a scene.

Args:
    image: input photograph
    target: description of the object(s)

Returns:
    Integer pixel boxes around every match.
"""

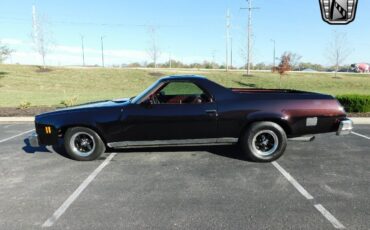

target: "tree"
[146,27,160,68]
[31,6,52,68]
[326,31,351,77]
[273,52,292,87]
[0,42,13,63]
[254,62,273,70]
[300,62,325,71]
[290,52,302,70]
[126,62,142,68]
[278,52,292,74]
[161,59,186,68]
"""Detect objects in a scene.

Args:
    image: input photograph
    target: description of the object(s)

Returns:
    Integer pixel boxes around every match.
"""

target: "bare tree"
[31,5,52,68]
[326,31,351,77]
[0,42,13,63]
[290,52,302,70]
[147,27,160,68]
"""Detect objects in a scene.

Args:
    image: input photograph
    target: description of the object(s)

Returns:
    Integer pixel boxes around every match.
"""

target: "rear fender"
[242,112,291,136]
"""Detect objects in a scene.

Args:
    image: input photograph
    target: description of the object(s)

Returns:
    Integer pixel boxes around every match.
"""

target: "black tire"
[64,127,106,161]
[241,121,287,162]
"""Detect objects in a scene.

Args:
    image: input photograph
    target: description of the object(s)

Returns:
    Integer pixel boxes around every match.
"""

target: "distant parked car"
[301,68,318,72]
[351,63,370,73]
[28,75,353,162]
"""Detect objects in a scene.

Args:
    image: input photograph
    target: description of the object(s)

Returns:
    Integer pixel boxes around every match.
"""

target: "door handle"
[205,110,218,117]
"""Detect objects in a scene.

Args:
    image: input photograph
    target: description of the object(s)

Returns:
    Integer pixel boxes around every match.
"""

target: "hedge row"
[336,95,370,113]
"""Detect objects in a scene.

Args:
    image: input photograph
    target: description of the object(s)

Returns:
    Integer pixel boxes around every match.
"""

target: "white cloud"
[0,38,24,45]
[6,46,150,66]
[53,45,82,54]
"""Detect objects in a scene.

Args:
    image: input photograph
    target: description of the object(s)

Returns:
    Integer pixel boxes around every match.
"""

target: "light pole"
[81,35,85,66]
[212,50,216,69]
[169,52,172,69]
[270,39,276,67]
[225,9,230,71]
[230,37,233,69]
[101,36,105,67]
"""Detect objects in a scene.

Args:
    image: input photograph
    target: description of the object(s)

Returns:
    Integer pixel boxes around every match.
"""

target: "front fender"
[35,108,122,145]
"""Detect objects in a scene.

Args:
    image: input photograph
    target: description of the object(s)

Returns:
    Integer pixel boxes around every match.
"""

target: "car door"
[119,81,218,143]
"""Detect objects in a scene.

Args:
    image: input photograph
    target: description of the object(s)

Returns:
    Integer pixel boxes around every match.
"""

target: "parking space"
[0,123,34,141]
[352,125,370,138]
[0,123,369,229]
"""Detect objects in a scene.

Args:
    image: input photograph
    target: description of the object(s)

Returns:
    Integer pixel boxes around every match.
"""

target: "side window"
[161,82,204,95]
[155,82,212,104]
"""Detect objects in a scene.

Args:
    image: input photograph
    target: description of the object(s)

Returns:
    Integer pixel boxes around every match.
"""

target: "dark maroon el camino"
[28,75,353,162]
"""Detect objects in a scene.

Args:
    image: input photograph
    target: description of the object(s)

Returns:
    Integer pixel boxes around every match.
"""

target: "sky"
[0,0,369,67]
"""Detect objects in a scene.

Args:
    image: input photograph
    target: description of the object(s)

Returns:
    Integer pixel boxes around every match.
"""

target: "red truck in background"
[351,63,370,73]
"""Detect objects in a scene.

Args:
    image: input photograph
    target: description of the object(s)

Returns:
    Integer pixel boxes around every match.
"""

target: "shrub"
[336,95,370,113]
[60,96,78,107]
[18,101,31,109]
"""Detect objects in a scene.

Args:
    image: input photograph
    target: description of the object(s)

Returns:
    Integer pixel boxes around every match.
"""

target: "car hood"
[36,98,131,118]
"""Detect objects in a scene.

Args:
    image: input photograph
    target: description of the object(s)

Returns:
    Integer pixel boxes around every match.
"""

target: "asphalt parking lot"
[0,123,369,230]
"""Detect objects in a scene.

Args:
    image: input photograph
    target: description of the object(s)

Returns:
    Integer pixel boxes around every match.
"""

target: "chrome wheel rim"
[70,132,95,157]
[252,130,279,157]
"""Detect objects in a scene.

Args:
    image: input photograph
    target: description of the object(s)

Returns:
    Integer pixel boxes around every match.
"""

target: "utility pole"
[32,6,37,39]
[212,50,216,69]
[241,0,259,75]
[271,39,276,67]
[81,35,85,66]
[225,9,230,71]
[230,37,233,69]
[101,36,105,67]
[169,52,172,69]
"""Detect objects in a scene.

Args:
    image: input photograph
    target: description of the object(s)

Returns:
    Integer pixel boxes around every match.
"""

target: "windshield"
[131,80,162,104]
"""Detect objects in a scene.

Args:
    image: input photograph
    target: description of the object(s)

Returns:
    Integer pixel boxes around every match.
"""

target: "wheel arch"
[59,124,108,145]
[240,115,292,138]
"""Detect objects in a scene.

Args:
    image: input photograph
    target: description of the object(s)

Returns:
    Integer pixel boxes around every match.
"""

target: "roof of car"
[159,75,207,81]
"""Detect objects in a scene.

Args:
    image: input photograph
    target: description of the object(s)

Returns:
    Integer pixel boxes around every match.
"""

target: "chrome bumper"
[336,119,353,136]
[28,132,39,147]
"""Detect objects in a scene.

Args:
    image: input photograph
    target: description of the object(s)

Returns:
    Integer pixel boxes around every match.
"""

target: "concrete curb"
[0,117,35,122]
[0,117,370,124]
[350,117,370,125]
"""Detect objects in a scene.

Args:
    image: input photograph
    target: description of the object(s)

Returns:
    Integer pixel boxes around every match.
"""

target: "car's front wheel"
[64,127,106,161]
[241,121,287,162]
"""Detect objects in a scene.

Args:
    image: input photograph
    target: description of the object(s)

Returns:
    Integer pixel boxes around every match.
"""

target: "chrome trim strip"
[217,137,238,143]
[107,137,238,149]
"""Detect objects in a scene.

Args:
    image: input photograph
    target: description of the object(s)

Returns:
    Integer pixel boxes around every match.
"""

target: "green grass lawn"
[0,64,369,107]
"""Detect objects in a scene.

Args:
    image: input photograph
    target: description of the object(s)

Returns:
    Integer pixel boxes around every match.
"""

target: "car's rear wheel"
[241,121,287,162]
[64,127,106,161]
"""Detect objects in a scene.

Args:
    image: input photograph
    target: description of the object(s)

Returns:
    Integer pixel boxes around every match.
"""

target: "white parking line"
[3,124,16,129]
[314,204,346,229]
[352,132,370,140]
[0,129,35,144]
[272,161,346,229]
[42,152,117,228]
[272,161,314,200]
